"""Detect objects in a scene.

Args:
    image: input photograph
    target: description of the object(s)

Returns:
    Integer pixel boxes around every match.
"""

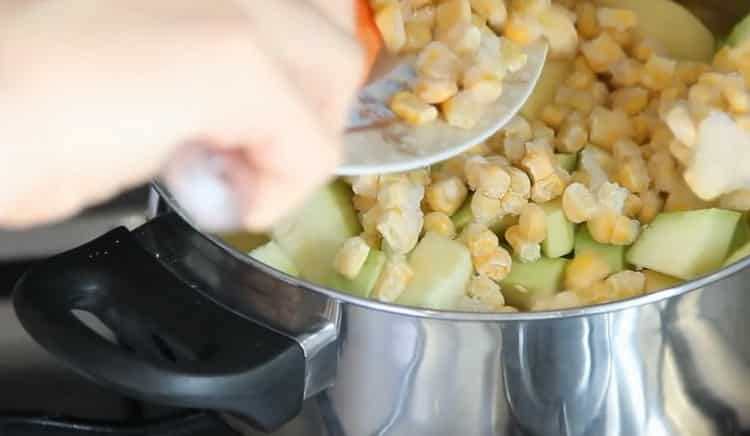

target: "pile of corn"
[373,0,578,129]
[335,0,750,312]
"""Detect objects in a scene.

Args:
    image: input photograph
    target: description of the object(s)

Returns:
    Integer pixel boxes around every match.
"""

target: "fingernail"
[161,147,245,233]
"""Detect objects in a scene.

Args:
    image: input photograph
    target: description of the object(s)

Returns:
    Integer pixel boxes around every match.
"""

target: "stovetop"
[0,186,241,435]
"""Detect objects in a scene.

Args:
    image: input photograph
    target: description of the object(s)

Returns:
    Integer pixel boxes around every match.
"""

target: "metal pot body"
[138,192,750,436]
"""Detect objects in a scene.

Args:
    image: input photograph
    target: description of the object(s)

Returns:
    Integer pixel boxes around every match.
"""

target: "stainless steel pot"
[11,2,750,435]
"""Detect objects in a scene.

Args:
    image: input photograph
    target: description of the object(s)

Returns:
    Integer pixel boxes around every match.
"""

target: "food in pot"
[223,1,750,312]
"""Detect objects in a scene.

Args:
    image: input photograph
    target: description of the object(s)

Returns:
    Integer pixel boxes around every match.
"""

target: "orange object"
[356,0,383,80]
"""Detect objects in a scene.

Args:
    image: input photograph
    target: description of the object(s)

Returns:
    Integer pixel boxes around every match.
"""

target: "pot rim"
[153,181,750,322]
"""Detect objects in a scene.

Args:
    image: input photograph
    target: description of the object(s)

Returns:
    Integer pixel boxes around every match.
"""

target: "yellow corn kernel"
[668,139,692,167]
[473,246,513,281]
[589,106,633,149]
[377,179,417,210]
[608,58,643,88]
[412,77,459,104]
[435,155,467,181]
[566,70,596,90]
[470,0,507,31]
[575,2,601,39]
[465,78,504,104]
[500,38,529,73]
[460,223,499,257]
[478,164,511,199]
[360,205,382,234]
[505,115,533,141]
[562,183,599,223]
[647,151,679,193]
[462,59,506,87]
[504,225,542,263]
[591,81,610,106]
[616,157,650,193]
[564,251,612,291]
[518,203,547,243]
[507,167,532,198]
[638,190,663,223]
[675,61,711,86]
[521,151,556,182]
[571,170,591,187]
[503,135,527,163]
[407,168,431,186]
[404,21,433,52]
[416,41,462,81]
[605,270,646,298]
[610,215,640,245]
[596,8,637,32]
[426,176,468,215]
[587,210,617,244]
[467,274,506,307]
[501,192,528,215]
[541,104,572,129]
[423,211,457,238]
[719,190,750,211]
[333,236,371,279]
[581,32,626,73]
[503,14,544,46]
[465,142,493,157]
[377,208,423,254]
[555,87,594,115]
[575,279,614,304]
[374,1,407,53]
[722,73,750,114]
[353,194,378,212]
[663,101,697,147]
[372,258,414,302]
[532,120,556,141]
[631,36,668,63]
[525,137,555,156]
[435,0,472,41]
[664,181,712,213]
[640,55,677,91]
[439,23,482,55]
[440,91,486,129]
[623,193,642,218]
[405,0,433,9]
[389,91,439,125]
[360,230,382,249]
[471,191,503,224]
[539,6,579,60]
[688,82,724,121]
[608,29,635,50]
[612,139,641,161]
[611,86,649,115]
[348,174,380,198]
[631,113,657,145]
[510,0,550,15]
[464,155,486,190]
[596,181,630,214]
[531,172,566,203]
[556,116,589,153]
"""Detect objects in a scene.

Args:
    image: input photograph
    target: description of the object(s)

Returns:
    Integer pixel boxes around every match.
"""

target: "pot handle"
[12,225,306,433]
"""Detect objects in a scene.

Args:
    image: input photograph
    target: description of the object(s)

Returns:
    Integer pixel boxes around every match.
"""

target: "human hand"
[0,0,370,232]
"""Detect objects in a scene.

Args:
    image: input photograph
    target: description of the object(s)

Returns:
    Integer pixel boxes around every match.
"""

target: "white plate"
[337,41,548,176]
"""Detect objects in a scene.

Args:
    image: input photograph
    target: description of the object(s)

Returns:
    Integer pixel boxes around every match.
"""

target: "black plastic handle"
[11,223,305,433]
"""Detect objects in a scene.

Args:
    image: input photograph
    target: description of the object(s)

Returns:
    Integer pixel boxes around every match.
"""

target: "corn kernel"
[423,211,457,238]
[532,121,556,141]
[467,274,506,307]
[426,176,468,214]
[465,78,505,104]
[580,145,615,189]
[470,0,507,32]
[471,192,503,224]
[403,21,433,52]
[349,174,380,198]
[501,192,529,215]
[576,279,614,304]
[353,194,377,212]
[435,0,472,40]
[510,0,550,15]
[374,1,407,53]
[562,183,599,223]
[638,190,663,223]
[590,106,633,149]
[564,251,612,291]
[372,259,414,302]
[566,70,596,90]
[464,155,486,190]
[591,81,610,106]
[722,73,750,114]
[518,203,547,243]
[473,246,513,280]
[611,87,649,115]
[541,104,572,129]
[596,8,637,32]
[612,139,641,161]
[390,91,439,125]
[500,37,530,72]
[478,164,512,199]
[439,23,482,55]
[597,181,630,214]
[610,215,640,245]
[641,55,677,91]
[608,29,635,50]
[531,172,566,203]
[623,193,642,217]
[631,113,657,144]
[688,82,724,121]
[412,77,458,104]
[571,170,592,187]
[360,205,383,234]
[605,270,646,298]
[668,139,693,167]
[504,225,542,263]
[460,222,499,257]
[663,101,697,147]
[616,158,650,193]
[647,151,679,193]
[503,135,527,163]
[525,137,555,156]
[508,167,532,197]
[333,236,371,279]
[532,291,583,311]
[608,58,643,87]
[676,61,711,86]
[664,180,712,212]
[556,116,588,153]
[719,190,750,211]
[416,41,462,81]
[521,151,556,182]
[581,32,626,73]
[503,14,544,46]
[587,210,617,244]
[555,87,594,115]
[631,36,667,63]
[440,91,486,129]
[539,6,579,60]
[377,208,423,254]
[505,115,533,141]
[575,2,601,39]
